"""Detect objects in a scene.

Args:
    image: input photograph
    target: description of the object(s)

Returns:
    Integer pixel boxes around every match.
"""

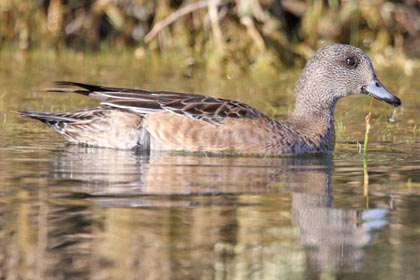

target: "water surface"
[0,51,419,279]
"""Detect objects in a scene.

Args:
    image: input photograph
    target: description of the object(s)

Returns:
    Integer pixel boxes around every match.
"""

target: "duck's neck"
[285,101,337,152]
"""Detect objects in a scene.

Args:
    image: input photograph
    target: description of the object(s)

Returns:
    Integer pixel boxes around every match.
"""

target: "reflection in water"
[47,205,94,279]
[0,146,389,279]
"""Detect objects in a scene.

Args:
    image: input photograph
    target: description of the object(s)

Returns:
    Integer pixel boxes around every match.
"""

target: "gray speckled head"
[293,43,401,116]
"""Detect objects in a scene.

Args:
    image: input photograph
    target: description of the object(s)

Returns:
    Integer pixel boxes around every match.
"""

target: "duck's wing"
[47,81,264,125]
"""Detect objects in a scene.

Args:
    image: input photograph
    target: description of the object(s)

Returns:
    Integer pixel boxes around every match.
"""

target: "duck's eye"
[345,57,357,68]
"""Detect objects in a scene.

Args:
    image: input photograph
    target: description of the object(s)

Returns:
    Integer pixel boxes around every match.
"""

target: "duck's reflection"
[4,146,389,279]
[291,170,367,273]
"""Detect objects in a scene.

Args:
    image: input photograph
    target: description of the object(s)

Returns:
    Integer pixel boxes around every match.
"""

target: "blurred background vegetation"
[0,0,419,71]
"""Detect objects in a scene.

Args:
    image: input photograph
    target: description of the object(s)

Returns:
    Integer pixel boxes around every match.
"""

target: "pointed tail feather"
[17,110,80,124]
[17,108,111,127]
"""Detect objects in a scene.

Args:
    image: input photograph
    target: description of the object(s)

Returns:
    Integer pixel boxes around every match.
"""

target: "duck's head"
[294,43,401,113]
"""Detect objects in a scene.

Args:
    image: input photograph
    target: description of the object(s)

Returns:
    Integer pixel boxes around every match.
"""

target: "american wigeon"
[19,44,401,155]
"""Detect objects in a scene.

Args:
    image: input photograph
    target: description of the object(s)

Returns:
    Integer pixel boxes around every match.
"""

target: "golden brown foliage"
[0,0,418,66]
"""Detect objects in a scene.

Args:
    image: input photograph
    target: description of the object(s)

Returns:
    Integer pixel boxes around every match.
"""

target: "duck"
[19,44,401,156]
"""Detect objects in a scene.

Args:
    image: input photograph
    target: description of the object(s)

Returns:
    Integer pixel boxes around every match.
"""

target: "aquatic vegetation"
[0,0,418,68]
[363,111,371,156]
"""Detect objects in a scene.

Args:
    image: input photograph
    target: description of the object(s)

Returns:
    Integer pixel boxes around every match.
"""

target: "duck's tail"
[18,108,147,150]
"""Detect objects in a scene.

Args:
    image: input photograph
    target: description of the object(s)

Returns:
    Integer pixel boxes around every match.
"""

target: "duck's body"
[21,101,333,155]
[19,44,401,156]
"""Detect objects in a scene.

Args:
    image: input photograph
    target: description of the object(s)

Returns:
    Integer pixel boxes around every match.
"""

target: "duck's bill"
[362,79,401,107]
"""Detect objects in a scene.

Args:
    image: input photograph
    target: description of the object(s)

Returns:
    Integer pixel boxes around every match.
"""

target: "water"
[0,51,419,279]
